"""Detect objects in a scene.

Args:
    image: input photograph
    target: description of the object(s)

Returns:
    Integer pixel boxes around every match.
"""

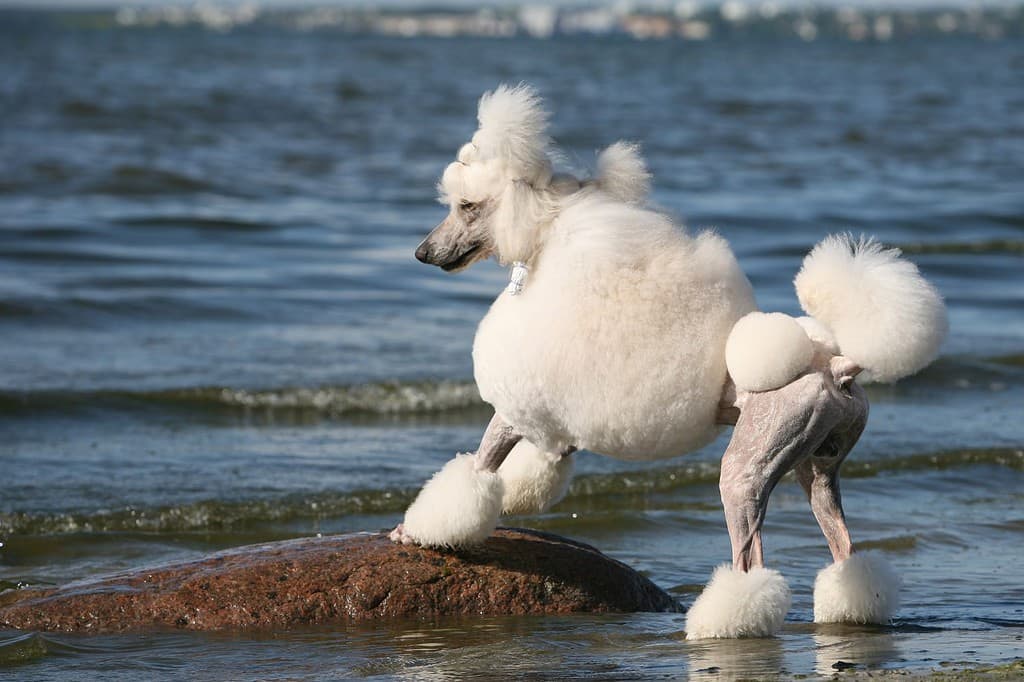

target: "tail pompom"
[726,312,814,392]
[595,141,651,205]
[794,234,947,383]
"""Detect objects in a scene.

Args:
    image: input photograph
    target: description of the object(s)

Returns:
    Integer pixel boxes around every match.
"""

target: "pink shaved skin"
[718,353,867,572]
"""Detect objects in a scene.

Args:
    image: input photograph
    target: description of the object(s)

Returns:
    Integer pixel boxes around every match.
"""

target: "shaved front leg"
[473,412,522,472]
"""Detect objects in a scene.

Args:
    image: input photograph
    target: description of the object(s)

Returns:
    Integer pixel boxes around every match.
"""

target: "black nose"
[415,241,432,264]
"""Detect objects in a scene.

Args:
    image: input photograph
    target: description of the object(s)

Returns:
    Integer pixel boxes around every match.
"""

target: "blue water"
[1,14,1023,679]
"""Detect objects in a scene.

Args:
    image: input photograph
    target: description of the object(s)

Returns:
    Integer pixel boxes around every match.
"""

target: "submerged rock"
[0,528,679,633]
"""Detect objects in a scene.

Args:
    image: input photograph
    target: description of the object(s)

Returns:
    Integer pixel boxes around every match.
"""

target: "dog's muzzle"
[415,239,483,272]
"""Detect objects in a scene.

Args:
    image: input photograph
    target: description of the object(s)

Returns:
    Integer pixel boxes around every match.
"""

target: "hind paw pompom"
[685,564,792,639]
[398,453,504,548]
[814,552,900,624]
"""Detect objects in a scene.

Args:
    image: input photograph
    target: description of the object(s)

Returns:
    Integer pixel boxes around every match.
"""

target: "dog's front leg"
[474,412,522,472]
[389,412,521,548]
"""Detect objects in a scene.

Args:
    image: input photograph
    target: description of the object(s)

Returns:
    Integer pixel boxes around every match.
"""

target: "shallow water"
[1,13,1023,679]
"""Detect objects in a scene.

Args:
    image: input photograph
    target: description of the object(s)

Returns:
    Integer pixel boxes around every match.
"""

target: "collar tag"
[506,262,529,296]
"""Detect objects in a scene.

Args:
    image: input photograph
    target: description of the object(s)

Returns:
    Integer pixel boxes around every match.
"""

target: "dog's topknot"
[472,83,552,184]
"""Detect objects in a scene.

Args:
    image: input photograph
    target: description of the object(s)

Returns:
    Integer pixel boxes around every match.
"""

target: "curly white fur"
[795,234,947,383]
[814,552,900,624]
[399,454,503,548]
[595,141,650,205]
[473,83,551,184]
[441,86,755,459]
[795,315,840,356]
[726,312,814,392]
[498,441,575,515]
[404,91,947,644]
[685,565,792,639]
[475,215,755,458]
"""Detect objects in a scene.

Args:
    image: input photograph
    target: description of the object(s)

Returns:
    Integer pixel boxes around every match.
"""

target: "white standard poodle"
[391,84,947,639]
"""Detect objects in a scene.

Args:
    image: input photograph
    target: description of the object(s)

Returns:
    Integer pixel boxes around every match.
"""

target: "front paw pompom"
[397,453,504,548]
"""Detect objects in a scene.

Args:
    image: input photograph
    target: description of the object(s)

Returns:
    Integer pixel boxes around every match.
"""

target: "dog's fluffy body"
[403,84,949,633]
[475,195,755,459]
[418,81,947,498]
[431,83,947,460]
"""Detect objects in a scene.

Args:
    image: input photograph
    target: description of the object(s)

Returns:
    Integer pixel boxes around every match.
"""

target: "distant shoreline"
[1,3,1021,42]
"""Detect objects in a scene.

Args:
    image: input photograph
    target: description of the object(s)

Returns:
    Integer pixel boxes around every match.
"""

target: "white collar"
[506,261,529,296]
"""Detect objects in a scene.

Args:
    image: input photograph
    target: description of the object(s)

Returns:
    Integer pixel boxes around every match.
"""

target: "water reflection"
[813,625,900,676]
[687,637,785,681]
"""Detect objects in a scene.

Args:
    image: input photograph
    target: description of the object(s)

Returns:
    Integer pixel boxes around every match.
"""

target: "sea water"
[1,13,1022,679]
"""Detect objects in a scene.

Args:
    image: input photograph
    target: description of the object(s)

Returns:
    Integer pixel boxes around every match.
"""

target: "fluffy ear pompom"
[726,312,814,392]
[398,454,504,548]
[498,441,575,515]
[685,564,792,639]
[491,179,555,265]
[794,234,947,383]
[813,552,900,625]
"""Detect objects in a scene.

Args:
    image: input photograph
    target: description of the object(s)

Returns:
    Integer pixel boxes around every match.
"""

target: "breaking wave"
[153,381,483,415]
[0,380,484,418]
[897,238,1024,255]
[2,447,1018,537]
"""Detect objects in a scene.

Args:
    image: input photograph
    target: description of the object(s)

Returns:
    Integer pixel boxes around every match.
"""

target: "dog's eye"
[459,201,477,211]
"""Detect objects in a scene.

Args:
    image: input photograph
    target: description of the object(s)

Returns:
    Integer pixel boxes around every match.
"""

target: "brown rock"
[0,528,679,633]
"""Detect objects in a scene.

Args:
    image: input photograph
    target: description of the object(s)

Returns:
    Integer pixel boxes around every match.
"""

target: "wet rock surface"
[0,528,680,633]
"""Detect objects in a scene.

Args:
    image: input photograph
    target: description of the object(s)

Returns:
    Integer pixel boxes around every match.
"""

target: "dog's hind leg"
[686,363,865,639]
[390,412,521,548]
[795,386,900,625]
[793,406,865,565]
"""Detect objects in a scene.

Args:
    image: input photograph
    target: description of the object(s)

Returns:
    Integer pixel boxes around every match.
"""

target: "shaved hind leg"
[720,369,858,571]
[792,384,900,625]
[688,361,867,639]
[794,402,866,564]
[796,459,853,563]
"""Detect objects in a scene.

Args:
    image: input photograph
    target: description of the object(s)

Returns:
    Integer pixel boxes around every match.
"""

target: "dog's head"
[416,84,557,272]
